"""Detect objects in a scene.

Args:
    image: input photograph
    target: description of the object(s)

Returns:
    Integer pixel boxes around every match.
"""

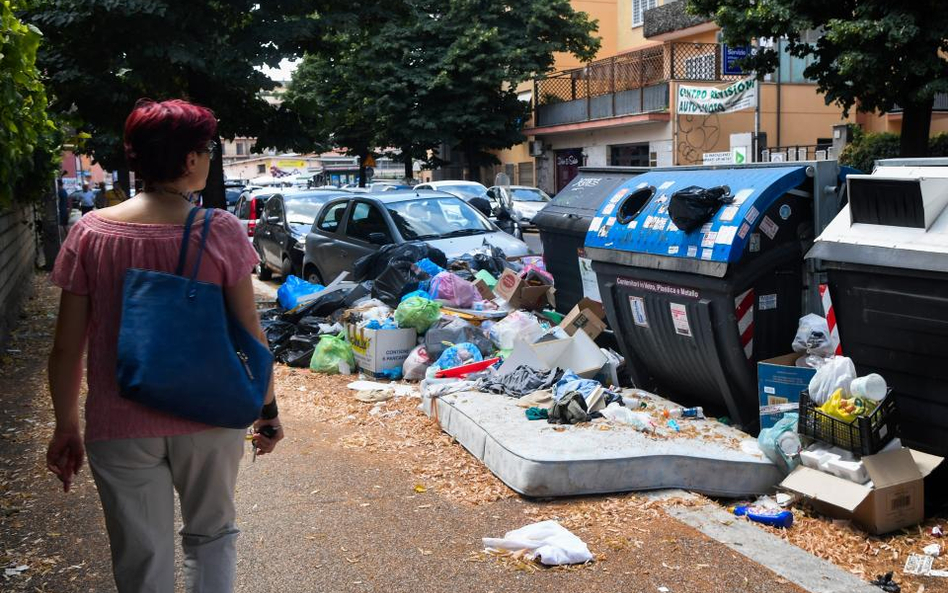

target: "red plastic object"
[435,357,501,378]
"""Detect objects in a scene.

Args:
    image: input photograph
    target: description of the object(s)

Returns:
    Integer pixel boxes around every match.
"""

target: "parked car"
[301,191,532,285]
[233,187,275,243]
[413,180,489,201]
[486,185,552,229]
[254,190,350,280]
[224,180,247,211]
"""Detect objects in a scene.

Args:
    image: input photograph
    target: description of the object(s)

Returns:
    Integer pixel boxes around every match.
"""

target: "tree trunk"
[116,166,131,198]
[403,146,413,181]
[465,145,481,183]
[201,133,226,209]
[900,97,934,158]
[358,152,368,188]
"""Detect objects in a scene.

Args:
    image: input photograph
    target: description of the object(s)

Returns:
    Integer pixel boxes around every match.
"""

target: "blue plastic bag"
[434,342,483,370]
[365,318,399,330]
[416,258,444,277]
[277,275,324,310]
[758,413,801,474]
[400,289,432,302]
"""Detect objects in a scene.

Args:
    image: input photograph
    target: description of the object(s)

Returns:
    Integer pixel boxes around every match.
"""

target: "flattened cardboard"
[780,447,944,534]
[472,279,495,301]
[497,328,607,378]
[559,298,608,340]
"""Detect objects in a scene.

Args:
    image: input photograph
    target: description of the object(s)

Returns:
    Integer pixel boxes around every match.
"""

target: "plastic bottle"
[731,506,794,528]
[663,406,705,419]
[621,396,647,409]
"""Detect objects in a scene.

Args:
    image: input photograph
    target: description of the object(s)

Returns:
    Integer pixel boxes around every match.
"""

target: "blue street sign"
[723,44,751,76]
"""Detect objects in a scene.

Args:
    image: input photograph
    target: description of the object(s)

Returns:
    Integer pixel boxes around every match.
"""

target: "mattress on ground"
[423,391,782,498]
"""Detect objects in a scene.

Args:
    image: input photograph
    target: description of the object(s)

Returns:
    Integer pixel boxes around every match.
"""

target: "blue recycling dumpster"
[584,162,844,428]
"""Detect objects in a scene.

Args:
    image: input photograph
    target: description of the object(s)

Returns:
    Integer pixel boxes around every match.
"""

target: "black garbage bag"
[261,319,296,357]
[282,286,356,323]
[258,307,281,321]
[372,260,427,307]
[280,335,318,368]
[295,315,330,337]
[424,317,493,359]
[472,247,508,277]
[668,185,733,233]
[353,242,447,282]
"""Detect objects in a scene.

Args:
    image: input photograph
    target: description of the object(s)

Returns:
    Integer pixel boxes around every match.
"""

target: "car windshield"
[285,199,327,225]
[510,188,550,202]
[438,184,488,200]
[387,198,493,240]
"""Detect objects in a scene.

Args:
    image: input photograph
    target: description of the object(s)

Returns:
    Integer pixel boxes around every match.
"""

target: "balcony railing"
[533,42,743,128]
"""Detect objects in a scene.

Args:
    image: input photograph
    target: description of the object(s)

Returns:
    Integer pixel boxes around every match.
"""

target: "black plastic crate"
[798,389,900,456]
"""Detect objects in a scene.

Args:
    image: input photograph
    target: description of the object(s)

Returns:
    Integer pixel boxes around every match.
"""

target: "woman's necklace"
[145,185,194,204]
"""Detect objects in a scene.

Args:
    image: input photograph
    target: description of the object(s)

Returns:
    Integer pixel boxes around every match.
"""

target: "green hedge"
[840,126,948,172]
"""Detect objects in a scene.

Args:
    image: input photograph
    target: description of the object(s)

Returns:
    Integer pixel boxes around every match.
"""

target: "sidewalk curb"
[666,504,880,593]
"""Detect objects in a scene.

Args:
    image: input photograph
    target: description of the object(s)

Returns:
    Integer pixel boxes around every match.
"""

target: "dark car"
[224,180,247,211]
[253,190,349,280]
[301,190,532,285]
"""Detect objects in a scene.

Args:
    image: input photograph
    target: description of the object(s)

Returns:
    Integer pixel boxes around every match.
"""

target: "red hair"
[123,99,217,183]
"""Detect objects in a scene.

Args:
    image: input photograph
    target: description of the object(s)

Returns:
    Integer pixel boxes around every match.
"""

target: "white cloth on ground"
[482,520,593,566]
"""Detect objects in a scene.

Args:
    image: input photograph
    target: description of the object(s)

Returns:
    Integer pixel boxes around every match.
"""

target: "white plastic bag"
[402,345,432,381]
[792,314,837,358]
[482,520,593,566]
[488,311,543,350]
[600,403,654,432]
[807,356,856,405]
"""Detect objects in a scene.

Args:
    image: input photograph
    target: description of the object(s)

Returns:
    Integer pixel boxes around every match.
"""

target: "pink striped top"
[51,210,260,442]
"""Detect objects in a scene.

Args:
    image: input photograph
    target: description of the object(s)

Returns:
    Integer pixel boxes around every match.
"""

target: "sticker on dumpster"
[658,181,675,191]
[701,232,717,248]
[779,204,792,220]
[749,233,761,252]
[716,226,738,245]
[760,216,779,240]
[610,188,630,203]
[687,245,698,257]
[578,257,601,301]
[589,217,604,233]
[670,303,692,337]
[745,206,760,225]
[732,188,754,205]
[617,277,700,299]
[597,217,616,237]
[667,221,679,232]
[628,220,638,229]
[630,296,649,327]
[701,248,714,260]
[720,205,739,222]
[701,222,713,234]
[758,294,778,311]
[668,245,679,255]
[737,222,751,240]
[601,203,616,216]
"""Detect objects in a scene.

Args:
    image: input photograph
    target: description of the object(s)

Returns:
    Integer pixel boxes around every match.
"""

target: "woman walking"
[46,98,283,593]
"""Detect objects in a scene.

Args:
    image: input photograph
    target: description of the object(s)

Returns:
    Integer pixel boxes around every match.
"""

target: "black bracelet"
[260,400,279,420]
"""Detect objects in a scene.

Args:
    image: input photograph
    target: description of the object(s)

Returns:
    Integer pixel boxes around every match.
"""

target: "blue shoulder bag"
[117,208,273,428]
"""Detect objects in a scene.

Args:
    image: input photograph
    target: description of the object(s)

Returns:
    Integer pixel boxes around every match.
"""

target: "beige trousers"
[87,428,245,593]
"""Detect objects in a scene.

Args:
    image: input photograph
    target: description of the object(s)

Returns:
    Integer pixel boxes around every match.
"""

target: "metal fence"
[761,145,836,163]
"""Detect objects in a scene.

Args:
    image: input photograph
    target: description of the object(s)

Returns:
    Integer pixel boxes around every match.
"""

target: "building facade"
[491,0,948,195]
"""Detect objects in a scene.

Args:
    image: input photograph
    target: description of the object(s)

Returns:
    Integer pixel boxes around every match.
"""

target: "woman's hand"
[252,417,284,456]
[47,427,85,492]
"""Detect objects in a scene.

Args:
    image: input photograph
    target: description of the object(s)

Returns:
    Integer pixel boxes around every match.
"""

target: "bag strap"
[189,209,214,285]
[175,207,203,276]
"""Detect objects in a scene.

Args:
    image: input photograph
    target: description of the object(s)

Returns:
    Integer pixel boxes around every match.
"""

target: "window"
[317,201,348,233]
[264,197,283,222]
[386,198,493,240]
[236,198,249,219]
[236,143,245,156]
[631,0,658,27]
[517,161,534,186]
[684,53,716,80]
[610,143,650,167]
[257,164,266,174]
[346,202,391,243]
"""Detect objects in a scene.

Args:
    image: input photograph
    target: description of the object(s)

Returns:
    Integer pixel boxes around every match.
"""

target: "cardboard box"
[497,328,607,378]
[493,268,555,311]
[559,298,607,340]
[472,278,495,302]
[758,354,817,430]
[346,324,417,378]
[781,447,944,534]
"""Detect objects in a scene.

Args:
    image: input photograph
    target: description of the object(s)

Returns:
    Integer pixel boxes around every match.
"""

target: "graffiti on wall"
[676,114,721,165]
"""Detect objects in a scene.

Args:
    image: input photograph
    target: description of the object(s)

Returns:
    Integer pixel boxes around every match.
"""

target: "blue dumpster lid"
[584,166,809,265]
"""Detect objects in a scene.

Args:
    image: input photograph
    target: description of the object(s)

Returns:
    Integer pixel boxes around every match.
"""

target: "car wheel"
[280,256,293,279]
[304,266,323,286]
[257,258,272,280]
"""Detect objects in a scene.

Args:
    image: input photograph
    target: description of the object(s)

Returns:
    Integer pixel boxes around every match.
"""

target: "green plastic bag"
[309,333,355,374]
[394,297,441,334]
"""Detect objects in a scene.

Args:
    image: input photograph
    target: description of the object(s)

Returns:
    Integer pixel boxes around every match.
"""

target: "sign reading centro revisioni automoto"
[677,77,757,115]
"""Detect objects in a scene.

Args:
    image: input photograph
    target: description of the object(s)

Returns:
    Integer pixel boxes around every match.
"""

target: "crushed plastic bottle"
[664,406,705,419]
[731,505,794,528]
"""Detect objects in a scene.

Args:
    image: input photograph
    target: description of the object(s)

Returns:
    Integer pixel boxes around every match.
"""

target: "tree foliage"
[286,0,601,182]
[1,2,58,206]
[840,127,948,173]
[687,0,948,157]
